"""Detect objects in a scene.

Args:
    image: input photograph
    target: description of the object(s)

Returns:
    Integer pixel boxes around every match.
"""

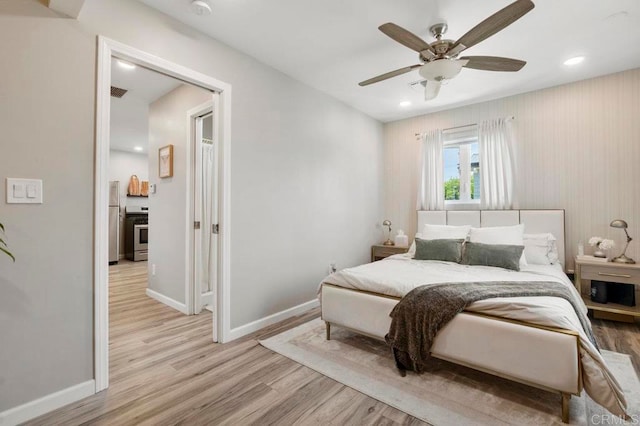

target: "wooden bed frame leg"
[561,393,570,423]
[325,322,331,340]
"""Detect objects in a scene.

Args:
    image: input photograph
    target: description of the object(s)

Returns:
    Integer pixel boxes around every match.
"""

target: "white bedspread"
[321,254,628,418]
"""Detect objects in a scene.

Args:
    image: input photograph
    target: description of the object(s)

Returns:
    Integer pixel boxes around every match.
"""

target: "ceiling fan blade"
[424,80,441,100]
[448,0,534,56]
[379,23,435,54]
[359,64,422,86]
[460,56,526,72]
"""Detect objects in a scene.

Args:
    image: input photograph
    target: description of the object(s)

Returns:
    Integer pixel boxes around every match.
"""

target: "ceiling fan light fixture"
[419,59,463,81]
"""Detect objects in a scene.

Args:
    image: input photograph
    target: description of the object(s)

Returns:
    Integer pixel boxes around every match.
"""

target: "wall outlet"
[151,264,156,276]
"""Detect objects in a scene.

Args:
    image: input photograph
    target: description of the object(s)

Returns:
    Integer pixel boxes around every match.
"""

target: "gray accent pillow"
[414,238,464,263]
[461,242,525,271]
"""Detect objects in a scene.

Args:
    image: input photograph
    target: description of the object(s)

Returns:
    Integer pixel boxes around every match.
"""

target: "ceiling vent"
[110,86,128,98]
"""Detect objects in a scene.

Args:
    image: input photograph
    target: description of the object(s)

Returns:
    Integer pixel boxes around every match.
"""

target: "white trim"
[94,36,233,395]
[146,288,188,314]
[217,85,232,344]
[94,35,111,393]
[228,299,320,341]
[200,291,214,308]
[0,380,95,426]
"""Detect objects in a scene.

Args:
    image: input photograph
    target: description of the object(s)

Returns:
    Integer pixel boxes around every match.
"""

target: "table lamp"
[610,219,635,264]
[382,220,394,246]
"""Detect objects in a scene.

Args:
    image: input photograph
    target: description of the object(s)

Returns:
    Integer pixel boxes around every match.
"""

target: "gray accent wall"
[0,0,384,411]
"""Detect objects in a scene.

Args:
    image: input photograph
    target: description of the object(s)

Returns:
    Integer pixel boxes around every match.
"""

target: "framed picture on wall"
[159,144,174,178]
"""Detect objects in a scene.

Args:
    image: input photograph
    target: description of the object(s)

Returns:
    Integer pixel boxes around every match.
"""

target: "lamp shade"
[610,219,628,229]
[419,59,463,81]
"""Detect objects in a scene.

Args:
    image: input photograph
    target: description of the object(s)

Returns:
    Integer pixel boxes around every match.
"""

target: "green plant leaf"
[0,246,15,262]
[0,222,4,232]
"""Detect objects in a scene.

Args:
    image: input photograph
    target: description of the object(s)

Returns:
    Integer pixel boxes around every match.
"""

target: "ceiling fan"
[359,0,535,100]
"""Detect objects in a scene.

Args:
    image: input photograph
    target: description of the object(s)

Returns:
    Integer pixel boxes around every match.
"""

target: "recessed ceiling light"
[190,0,212,16]
[563,56,585,66]
[117,60,136,70]
[134,146,143,152]
[399,101,412,107]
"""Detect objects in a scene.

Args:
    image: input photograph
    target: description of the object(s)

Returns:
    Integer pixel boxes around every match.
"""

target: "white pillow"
[469,224,527,267]
[422,224,471,240]
[408,224,472,255]
[524,233,558,265]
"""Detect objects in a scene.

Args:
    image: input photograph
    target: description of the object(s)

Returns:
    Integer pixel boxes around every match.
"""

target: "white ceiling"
[138,0,640,122]
[111,59,183,104]
[110,59,183,153]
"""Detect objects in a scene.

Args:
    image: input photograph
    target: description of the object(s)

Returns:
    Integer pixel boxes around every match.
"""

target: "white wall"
[109,149,149,255]
[109,149,149,206]
[384,68,640,270]
[0,0,95,412]
[0,0,384,413]
[147,84,210,304]
[76,0,385,328]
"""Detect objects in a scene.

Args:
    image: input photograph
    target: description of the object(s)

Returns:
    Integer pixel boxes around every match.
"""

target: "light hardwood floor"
[27,261,639,425]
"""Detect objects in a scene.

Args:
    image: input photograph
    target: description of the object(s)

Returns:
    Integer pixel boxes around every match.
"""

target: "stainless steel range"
[125,206,148,261]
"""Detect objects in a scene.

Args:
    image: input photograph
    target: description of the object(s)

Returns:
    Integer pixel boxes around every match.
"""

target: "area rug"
[260,318,639,425]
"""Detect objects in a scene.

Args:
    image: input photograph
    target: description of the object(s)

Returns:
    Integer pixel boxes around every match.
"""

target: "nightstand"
[574,256,640,322]
[371,244,408,262]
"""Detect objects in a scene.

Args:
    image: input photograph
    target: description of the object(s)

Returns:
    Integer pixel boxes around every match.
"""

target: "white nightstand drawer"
[580,264,640,285]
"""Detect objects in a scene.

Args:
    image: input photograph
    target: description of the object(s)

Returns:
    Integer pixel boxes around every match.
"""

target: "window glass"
[444,145,461,200]
[443,130,480,204]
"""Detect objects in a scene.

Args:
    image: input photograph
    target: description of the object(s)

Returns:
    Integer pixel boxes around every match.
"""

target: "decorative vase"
[593,247,606,258]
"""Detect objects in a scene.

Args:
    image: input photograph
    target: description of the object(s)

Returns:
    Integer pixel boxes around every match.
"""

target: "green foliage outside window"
[445,178,460,200]
[444,177,476,201]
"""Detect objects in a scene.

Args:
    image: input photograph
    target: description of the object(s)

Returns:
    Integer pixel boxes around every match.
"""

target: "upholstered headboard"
[417,210,566,268]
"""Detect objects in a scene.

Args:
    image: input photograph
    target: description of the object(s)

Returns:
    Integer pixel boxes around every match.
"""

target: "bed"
[319,210,627,423]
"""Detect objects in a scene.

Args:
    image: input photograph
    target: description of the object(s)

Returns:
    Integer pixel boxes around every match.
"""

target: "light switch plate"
[6,178,43,204]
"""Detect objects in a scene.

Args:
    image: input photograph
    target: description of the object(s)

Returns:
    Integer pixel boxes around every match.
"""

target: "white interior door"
[193,103,219,319]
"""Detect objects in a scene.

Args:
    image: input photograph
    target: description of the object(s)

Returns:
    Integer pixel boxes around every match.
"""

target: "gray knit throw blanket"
[384,281,598,373]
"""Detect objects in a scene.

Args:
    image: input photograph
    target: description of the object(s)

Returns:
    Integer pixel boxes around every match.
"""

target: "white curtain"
[200,143,215,293]
[416,129,444,210]
[478,117,516,210]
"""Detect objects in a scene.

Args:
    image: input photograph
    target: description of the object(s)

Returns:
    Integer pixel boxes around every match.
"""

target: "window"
[443,128,480,204]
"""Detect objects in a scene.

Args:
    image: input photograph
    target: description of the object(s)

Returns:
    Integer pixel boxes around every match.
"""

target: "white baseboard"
[0,380,95,426]
[146,288,188,314]
[228,298,319,341]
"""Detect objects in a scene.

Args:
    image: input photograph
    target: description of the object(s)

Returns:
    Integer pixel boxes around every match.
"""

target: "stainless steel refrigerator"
[109,181,120,264]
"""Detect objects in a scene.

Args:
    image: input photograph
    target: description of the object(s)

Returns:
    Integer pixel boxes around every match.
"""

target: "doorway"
[95,36,232,392]
[191,109,218,319]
